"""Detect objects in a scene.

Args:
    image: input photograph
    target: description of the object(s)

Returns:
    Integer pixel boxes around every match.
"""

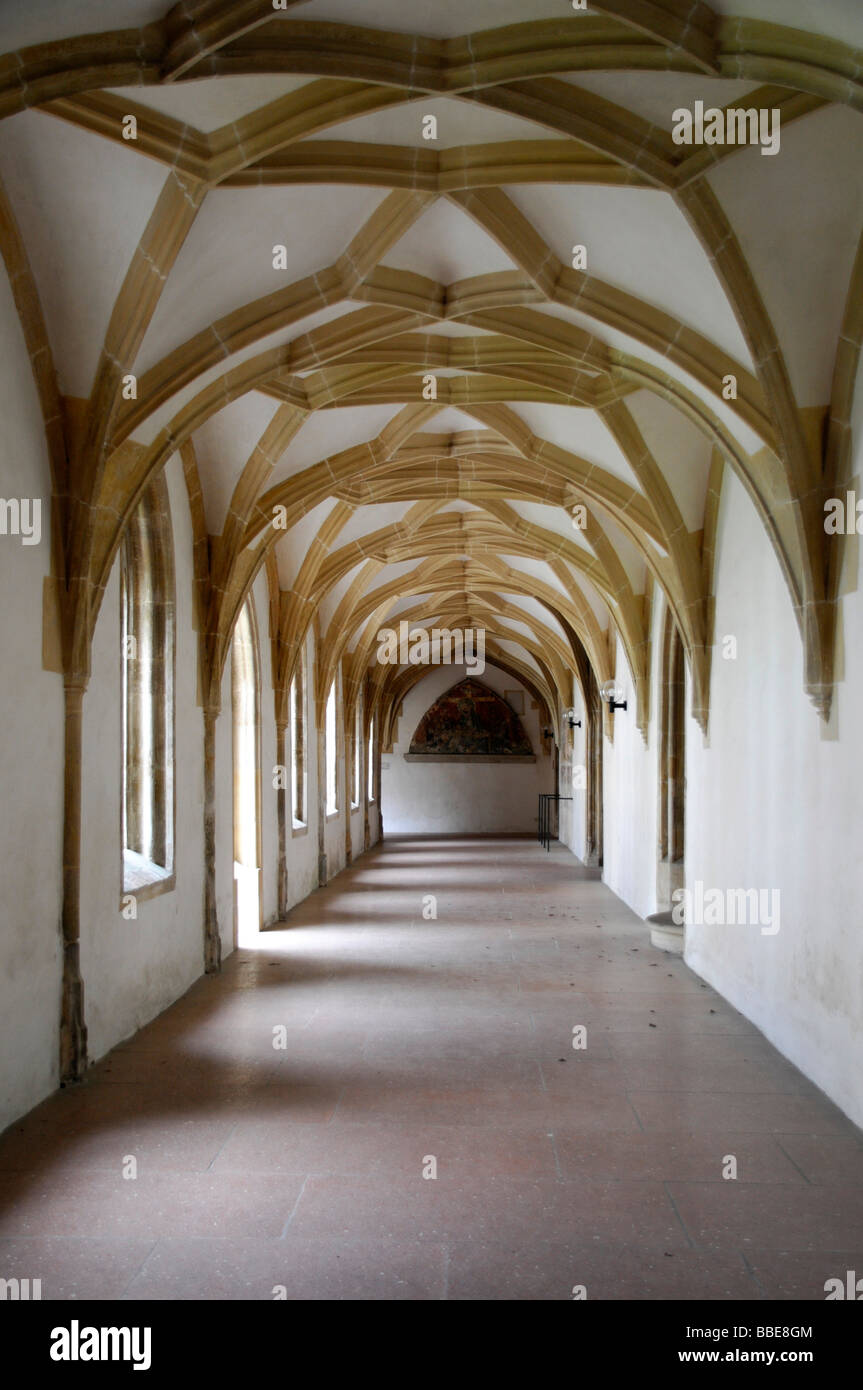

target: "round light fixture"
[599,680,627,713]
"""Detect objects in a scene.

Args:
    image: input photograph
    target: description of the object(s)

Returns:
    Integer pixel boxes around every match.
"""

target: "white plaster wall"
[347,696,365,862]
[0,271,64,1132]
[557,688,589,861]
[685,465,863,1128]
[286,821,319,908]
[285,629,321,910]
[324,688,348,878]
[251,569,279,927]
[324,809,347,878]
[368,797,381,845]
[349,803,364,859]
[600,613,661,921]
[381,664,552,834]
[224,568,280,938]
[216,656,233,958]
[79,455,206,1061]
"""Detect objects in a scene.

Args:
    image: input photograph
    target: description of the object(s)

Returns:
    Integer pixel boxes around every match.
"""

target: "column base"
[647,909,684,955]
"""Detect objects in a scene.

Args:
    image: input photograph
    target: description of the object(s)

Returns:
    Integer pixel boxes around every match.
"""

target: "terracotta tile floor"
[1,834,862,1301]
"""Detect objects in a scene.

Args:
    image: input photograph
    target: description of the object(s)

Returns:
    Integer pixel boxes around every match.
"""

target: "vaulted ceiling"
[2,0,861,739]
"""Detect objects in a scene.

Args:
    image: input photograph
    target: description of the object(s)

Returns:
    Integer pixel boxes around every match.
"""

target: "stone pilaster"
[202,704,221,974]
[60,679,88,1083]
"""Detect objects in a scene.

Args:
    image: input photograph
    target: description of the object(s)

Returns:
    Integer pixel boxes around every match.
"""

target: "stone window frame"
[350,696,362,809]
[367,714,376,803]
[231,596,263,936]
[657,606,686,907]
[324,671,340,820]
[290,640,308,835]
[120,473,176,903]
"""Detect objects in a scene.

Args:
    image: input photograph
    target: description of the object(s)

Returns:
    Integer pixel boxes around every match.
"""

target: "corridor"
[1,835,861,1301]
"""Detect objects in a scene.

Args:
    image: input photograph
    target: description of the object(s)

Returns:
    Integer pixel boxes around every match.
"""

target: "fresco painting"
[409,679,533,757]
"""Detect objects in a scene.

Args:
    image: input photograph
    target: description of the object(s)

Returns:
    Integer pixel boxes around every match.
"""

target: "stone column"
[316,716,327,886]
[375,729,383,843]
[648,910,685,955]
[60,678,88,1084]
[276,719,288,918]
[584,695,603,868]
[202,703,221,974]
[344,712,353,867]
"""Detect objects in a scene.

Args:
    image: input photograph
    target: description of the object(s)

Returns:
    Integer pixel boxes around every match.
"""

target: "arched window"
[121,476,175,895]
[325,678,338,815]
[351,700,362,808]
[657,610,686,907]
[232,598,260,944]
[290,646,306,828]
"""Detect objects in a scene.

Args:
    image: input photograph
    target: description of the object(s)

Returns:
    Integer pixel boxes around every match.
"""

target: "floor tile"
[2,834,860,1300]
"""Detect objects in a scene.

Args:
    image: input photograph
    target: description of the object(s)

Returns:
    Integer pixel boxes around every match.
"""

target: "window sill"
[325,809,340,821]
[122,849,174,903]
[291,821,308,838]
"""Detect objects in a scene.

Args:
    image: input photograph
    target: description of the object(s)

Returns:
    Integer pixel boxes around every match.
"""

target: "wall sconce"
[564,707,582,729]
[599,679,627,713]
[542,727,554,740]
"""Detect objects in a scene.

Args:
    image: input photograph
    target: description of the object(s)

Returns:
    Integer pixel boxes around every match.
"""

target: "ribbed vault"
[2,0,861,1078]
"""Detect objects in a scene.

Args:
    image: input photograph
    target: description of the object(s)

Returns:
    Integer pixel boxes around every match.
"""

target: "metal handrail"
[537,793,572,850]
